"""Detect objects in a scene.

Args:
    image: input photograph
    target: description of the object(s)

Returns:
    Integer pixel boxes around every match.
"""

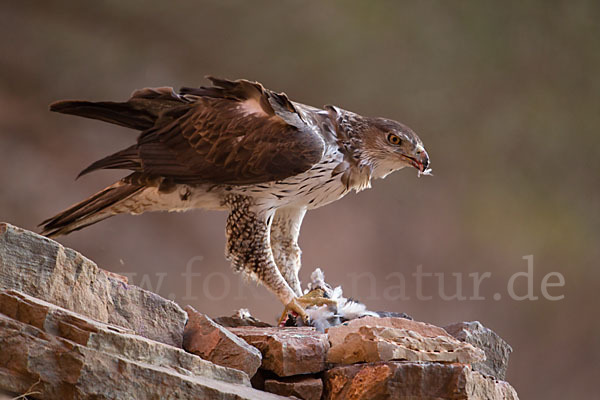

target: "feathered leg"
[270,207,306,296]
[223,194,308,322]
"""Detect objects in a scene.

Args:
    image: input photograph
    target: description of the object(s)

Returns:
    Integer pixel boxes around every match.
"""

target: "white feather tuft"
[296,268,379,331]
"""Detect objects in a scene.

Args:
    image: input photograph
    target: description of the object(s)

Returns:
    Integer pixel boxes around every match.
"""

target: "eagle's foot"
[296,288,338,307]
[278,297,309,326]
[277,288,337,326]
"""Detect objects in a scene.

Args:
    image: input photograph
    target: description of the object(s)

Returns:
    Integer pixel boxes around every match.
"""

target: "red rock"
[264,375,323,400]
[0,223,186,347]
[183,306,262,378]
[0,290,288,399]
[327,316,451,347]
[0,224,520,399]
[444,321,512,380]
[100,269,129,284]
[229,326,329,377]
[323,361,519,400]
[327,318,485,365]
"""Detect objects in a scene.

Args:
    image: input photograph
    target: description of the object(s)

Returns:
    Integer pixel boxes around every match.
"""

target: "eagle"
[41,77,431,323]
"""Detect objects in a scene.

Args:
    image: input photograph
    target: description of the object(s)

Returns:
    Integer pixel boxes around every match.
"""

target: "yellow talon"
[296,288,338,307]
[278,298,309,325]
[277,288,337,326]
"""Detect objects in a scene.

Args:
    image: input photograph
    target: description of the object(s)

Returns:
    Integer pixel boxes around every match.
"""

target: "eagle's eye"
[387,133,402,146]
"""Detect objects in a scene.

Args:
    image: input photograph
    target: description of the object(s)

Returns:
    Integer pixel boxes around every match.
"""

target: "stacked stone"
[184,308,517,400]
[0,223,518,399]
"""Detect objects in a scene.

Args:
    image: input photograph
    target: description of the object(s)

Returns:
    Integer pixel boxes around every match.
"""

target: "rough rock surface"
[0,222,186,347]
[445,321,512,380]
[264,375,323,400]
[327,316,485,365]
[0,290,288,399]
[184,306,263,378]
[323,361,519,400]
[229,326,330,377]
[0,224,519,399]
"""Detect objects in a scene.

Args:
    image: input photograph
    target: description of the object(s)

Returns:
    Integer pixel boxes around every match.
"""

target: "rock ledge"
[0,223,518,399]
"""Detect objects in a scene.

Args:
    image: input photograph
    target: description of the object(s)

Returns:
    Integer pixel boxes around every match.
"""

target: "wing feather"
[78,78,326,185]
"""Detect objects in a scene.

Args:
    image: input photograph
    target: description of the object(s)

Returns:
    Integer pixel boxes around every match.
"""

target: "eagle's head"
[362,117,431,179]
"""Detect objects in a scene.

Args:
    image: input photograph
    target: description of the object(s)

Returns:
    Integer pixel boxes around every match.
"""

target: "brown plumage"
[62,78,325,184]
[41,77,431,323]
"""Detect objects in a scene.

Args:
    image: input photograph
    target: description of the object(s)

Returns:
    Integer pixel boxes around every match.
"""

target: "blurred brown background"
[1,1,598,398]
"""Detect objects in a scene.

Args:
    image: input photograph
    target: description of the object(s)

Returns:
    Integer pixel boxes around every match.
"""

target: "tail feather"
[49,86,189,131]
[40,181,144,237]
[49,101,156,131]
[77,145,141,179]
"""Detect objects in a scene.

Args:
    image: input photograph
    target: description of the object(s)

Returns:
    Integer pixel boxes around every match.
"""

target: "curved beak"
[402,144,431,174]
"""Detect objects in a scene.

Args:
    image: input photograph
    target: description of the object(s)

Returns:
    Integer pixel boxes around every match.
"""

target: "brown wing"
[50,86,192,131]
[77,77,326,185]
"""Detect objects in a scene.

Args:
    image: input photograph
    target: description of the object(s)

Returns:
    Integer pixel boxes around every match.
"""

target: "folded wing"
[53,77,326,185]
